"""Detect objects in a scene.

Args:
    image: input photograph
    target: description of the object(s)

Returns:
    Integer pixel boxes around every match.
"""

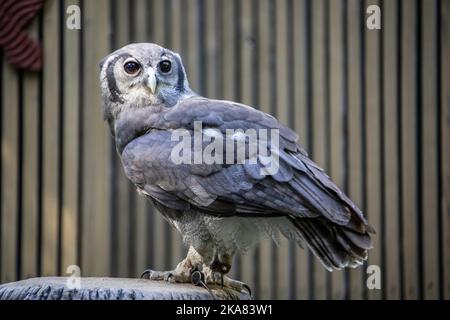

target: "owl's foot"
[202,266,252,296]
[140,250,203,284]
[140,268,192,283]
[141,265,218,299]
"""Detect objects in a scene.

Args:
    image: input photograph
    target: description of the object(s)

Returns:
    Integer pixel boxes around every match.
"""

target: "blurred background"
[1,0,449,300]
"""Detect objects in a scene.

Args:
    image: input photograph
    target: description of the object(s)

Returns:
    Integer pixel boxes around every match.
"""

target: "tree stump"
[0,277,251,300]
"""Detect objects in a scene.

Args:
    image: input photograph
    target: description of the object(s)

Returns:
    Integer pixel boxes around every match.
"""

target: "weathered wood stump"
[0,277,251,300]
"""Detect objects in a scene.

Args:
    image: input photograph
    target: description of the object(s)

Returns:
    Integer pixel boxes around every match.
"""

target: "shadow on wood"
[0,277,252,300]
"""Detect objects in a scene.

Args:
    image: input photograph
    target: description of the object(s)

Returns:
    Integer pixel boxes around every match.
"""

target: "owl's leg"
[141,246,203,283]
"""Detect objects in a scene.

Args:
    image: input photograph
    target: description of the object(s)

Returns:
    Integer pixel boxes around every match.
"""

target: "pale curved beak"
[146,67,157,94]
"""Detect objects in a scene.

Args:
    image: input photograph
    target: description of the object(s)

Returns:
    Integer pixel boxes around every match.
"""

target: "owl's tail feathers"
[290,216,374,271]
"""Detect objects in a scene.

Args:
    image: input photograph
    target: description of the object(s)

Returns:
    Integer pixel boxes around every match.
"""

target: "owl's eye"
[159,60,172,73]
[124,61,140,75]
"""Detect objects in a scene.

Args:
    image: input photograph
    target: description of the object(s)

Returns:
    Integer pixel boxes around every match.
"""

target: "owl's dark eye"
[159,60,172,73]
[124,61,140,75]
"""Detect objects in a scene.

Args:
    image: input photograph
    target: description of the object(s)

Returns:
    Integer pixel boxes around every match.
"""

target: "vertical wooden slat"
[222,0,236,102]
[240,0,253,109]
[257,0,273,299]
[401,0,419,299]
[365,0,382,300]
[251,0,262,298]
[311,0,328,299]
[421,0,439,300]
[286,0,297,299]
[329,0,346,299]
[170,0,187,265]
[274,0,290,300]
[108,0,118,277]
[441,0,450,300]
[60,0,80,276]
[267,0,277,299]
[204,0,220,100]
[144,0,156,271]
[42,0,60,277]
[347,0,365,300]
[239,0,257,294]
[113,0,132,277]
[293,0,311,300]
[1,62,19,283]
[81,0,111,276]
[171,0,183,54]
[21,19,40,280]
[162,0,176,271]
[382,0,401,299]
[171,0,186,267]
[232,0,244,281]
[186,0,201,93]
[148,0,163,272]
[150,0,169,271]
[126,0,137,278]
[275,0,288,126]
[131,0,152,277]
[221,0,241,280]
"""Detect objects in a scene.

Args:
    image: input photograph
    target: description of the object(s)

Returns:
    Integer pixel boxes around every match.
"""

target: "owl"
[99,43,374,296]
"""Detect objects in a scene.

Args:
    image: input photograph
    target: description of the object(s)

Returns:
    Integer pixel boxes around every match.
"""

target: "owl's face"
[99,43,191,122]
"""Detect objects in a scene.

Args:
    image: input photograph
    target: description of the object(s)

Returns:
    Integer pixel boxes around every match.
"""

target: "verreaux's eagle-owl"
[99,43,374,294]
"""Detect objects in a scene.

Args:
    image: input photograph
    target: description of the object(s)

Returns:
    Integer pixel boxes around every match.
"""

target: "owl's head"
[99,43,192,124]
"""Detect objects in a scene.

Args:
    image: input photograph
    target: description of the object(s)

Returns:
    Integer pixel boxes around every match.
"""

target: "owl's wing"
[121,97,371,229]
[121,97,374,270]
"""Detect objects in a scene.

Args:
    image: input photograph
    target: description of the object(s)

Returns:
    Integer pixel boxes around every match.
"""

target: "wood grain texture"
[421,0,439,300]
[1,62,19,283]
[80,0,111,277]
[61,0,80,277]
[42,0,60,277]
[401,0,419,299]
[0,0,447,301]
[113,0,132,278]
[239,0,256,295]
[382,0,401,299]
[311,0,328,300]
[275,0,290,300]
[21,17,40,280]
[255,0,273,300]
[347,0,365,300]
[293,0,311,300]
[365,0,382,300]
[329,0,346,299]
[441,0,450,300]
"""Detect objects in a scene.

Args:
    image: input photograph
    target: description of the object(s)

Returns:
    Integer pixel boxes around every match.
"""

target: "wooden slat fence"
[1,0,449,299]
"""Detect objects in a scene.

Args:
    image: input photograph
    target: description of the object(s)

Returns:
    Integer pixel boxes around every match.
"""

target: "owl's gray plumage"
[99,43,373,276]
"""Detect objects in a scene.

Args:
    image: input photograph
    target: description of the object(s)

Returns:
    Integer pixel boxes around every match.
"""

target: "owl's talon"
[140,269,152,279]
[190,270,205,286]
[242,284,252,296]
[164,272,175,282]
[190,270,217,300]
[218,275,252,297]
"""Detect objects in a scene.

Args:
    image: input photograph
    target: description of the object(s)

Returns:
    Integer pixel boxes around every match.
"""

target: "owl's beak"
[146,67,157,94]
